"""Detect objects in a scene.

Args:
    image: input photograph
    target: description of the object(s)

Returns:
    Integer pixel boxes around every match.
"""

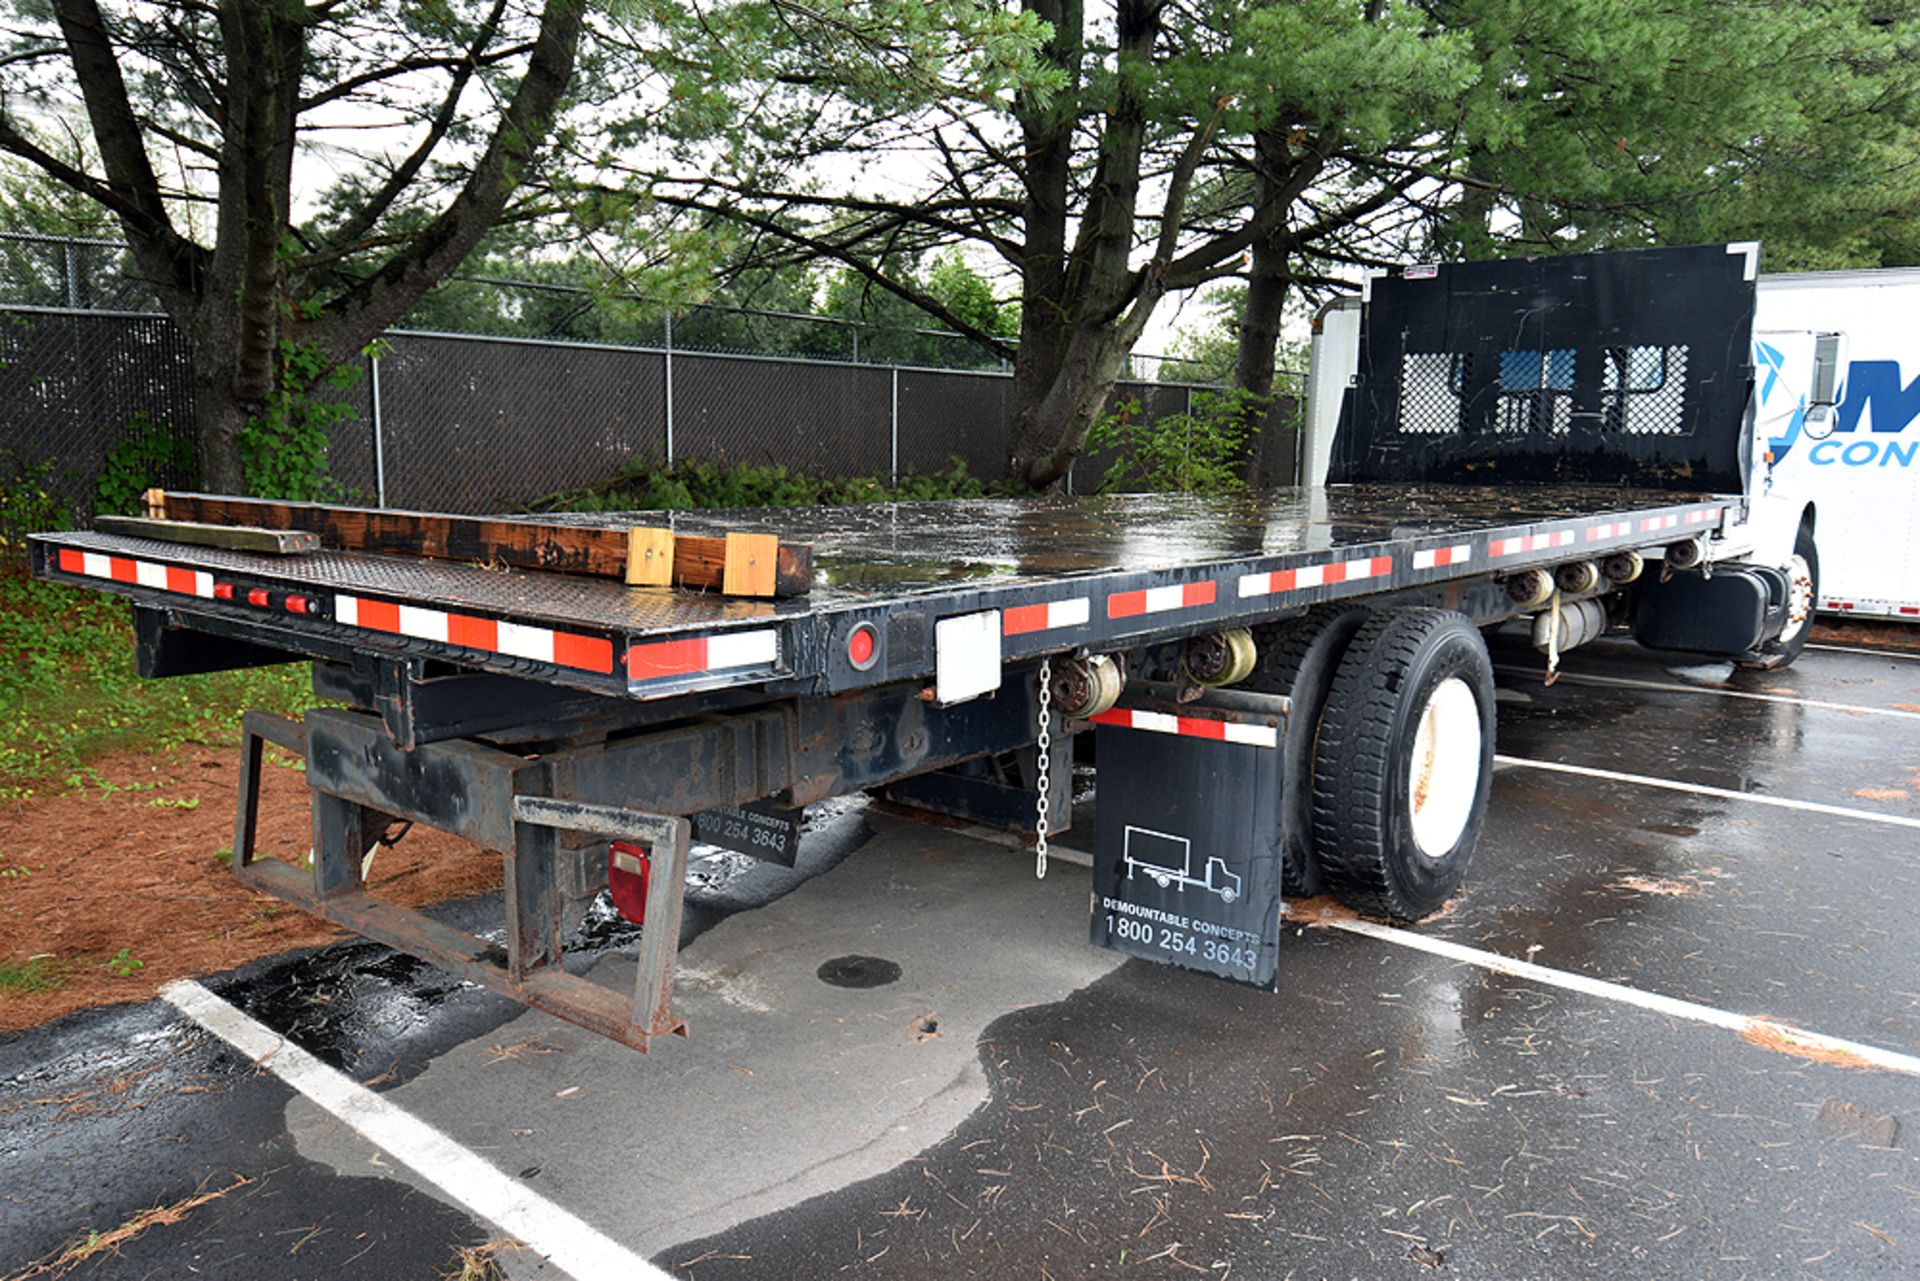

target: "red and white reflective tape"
[1238,555,1392,599]
[1108,580,1217,620]
[1003,597,1092,637]
[1089,707,1278,748]
[1684,507,1724,525]
[337,594,614,675]
[1639,513,1681,533]
[1586,520,1634,541]
[58,548,213,599]
[1412,544,1471,571]
[1822,597,1920,618]
[626,629,780,682]
[1489,529,1577,558]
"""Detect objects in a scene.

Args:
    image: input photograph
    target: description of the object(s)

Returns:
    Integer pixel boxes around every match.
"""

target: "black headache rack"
[1330,242,1760,493]
[25,484,1736,1049]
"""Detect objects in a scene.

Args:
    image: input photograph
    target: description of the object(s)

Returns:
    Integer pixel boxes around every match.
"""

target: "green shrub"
[238,327,378,502]
[532,457,1002,513]
[1086,387,1263,496]
[94,413,199,517]
[0,456,72,562]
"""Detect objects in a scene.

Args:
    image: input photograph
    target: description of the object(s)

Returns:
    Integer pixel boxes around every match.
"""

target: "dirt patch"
[1611,874,1700,897]
[1283,895,1365,927]
[1281,893,1462,928]
[1811,620,1920,654]
[1740,1020,1879,1072]
[0,742,500,1031]
[1852,787,1911,801]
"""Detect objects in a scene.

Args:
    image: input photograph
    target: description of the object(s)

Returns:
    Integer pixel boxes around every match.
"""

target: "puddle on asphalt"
[815,955,903,988]
[213,941,471,1073]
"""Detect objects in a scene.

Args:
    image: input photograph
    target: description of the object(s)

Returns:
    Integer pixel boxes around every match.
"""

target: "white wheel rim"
[1780,553,1814,644]
[1408,677,1482,859]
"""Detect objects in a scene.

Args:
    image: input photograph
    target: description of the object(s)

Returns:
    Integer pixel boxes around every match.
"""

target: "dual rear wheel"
[1252,606,1495,920]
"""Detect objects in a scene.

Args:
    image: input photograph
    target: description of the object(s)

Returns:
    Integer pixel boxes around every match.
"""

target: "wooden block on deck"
[625,527,676,586]
[95,514,322,555]
[722,532,781,597]
[142,491,814,597]
[141,488,167,519]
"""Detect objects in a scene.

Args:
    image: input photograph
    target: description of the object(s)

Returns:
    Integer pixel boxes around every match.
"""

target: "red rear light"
[608,842,652,924]
[247,588,270,607]
[213,583,234,601]
[285,595,309,614]
[846,622,879,671]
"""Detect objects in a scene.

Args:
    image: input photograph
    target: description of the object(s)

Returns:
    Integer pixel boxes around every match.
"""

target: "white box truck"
[1306,256,1919,622]
[1753,267,1920,621]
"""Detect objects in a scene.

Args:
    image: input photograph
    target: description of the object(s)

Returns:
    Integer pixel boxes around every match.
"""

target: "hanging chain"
[1034,657,1053,880]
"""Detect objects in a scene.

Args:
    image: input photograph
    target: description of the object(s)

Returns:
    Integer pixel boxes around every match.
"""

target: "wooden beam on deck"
[148,492,812,597]
[95,515,322,555]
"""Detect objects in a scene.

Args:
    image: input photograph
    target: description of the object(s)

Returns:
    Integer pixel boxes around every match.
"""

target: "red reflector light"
[213,583,235,601]
[847,622,878,670]
[246,588,270,607]
[608,841,652,924]
[285,595,309,614]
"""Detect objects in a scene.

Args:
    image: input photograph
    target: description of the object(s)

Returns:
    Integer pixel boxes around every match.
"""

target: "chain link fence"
[1,232,1292,517]
[0,232,160,313]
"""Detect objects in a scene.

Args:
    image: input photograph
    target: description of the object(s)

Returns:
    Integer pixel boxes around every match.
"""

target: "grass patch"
[0,566,318,800]
[0,955,64,994]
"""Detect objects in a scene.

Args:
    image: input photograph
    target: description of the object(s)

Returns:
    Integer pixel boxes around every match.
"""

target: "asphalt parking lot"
[3,633,1917,1280]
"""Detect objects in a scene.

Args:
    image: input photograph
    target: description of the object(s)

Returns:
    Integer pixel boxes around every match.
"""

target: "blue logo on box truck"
[1759,342,1920,467]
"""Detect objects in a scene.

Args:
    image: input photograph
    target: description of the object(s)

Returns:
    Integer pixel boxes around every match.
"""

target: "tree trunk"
[1005,0,1163,489]
[1004,0,1080,484]
[1234,126,1292,406]
[1234,245,1291,489]
[1235,245,1289,404]
[192,356,249,493]
[1235,133,1292,487]
[1011,328,1139,487]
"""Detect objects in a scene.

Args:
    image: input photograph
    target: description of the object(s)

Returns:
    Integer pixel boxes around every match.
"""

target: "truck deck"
[32,483,1731,703]
[20,245,1777,1052]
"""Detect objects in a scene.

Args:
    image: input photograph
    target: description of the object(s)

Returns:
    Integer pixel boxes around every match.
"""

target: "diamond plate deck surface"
[45,484,1724,636]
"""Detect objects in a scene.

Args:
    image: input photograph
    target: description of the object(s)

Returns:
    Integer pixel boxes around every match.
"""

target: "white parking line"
[162,979,668,1281]
[1298,914,1920,1076]
[1496,754,1920,830]
[973,835,1920,1074]
[1808,641,1920,661]
[1493,665,1920,721]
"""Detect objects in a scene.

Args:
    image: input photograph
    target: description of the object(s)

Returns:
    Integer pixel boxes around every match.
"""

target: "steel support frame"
[227,666,1050,1049]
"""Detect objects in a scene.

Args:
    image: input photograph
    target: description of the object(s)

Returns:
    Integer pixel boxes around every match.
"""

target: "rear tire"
[1246,605,1373,897]
[1310,609,1495,920]
[1737,524,1819,671]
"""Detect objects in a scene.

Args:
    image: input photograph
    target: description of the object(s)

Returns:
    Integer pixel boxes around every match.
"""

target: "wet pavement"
[0,1001,496,1279]
[2,638,1917,1280]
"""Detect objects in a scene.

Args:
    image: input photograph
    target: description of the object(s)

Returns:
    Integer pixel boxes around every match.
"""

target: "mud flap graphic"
[1123,826,1243,903]
[1090,714,1285,989]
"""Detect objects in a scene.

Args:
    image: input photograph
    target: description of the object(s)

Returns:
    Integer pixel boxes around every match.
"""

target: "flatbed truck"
[27,243,1817,1049]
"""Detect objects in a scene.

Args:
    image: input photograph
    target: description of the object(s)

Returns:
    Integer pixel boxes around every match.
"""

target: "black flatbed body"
[31,483,1733,701]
